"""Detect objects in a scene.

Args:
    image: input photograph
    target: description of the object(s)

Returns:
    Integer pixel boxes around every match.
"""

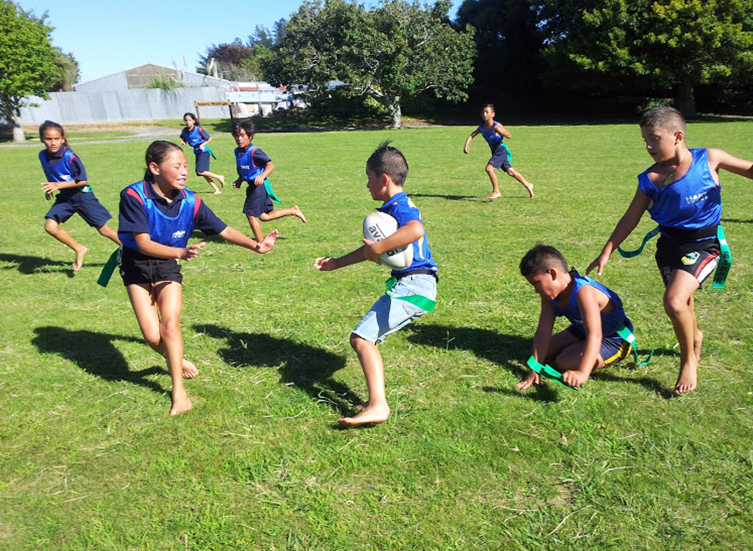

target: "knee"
[44,218,58,235]
[142,327,162,348]
[160,315,182,342]
[350,333,366,351]
[506,168,518,178]
[259,212,271,221]
[663,292,688,318]
[485,164,495,175]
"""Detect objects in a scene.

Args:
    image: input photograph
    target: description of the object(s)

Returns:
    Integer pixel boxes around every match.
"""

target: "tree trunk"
[387,96,402,129]
[676,81,696,120]
[11,108,25,143]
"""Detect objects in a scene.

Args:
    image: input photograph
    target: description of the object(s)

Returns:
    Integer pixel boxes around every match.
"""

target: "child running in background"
[588,106,753,394]
[232,120,306,242]
[517,245,632,390]
[118,140,278,415]
[179,113,225,194]
[315,141,438,427]
[38,120,120,271]
[464,103,534,199]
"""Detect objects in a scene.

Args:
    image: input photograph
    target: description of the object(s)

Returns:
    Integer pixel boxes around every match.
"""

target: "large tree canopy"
[0,0,64,142]
[533,0,753,117]
[260,0,475,127]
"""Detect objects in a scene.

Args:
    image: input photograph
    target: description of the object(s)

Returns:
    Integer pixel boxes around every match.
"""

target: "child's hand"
[253,175,265,186]
[562,370,589,388]
[182,242,206,261]
[232,179,242,188]
[314,257,337,271]
[586,252,610,276]
[362,239,381,264]
[42,181,57,196]
[256,230,278,254]
[463,145,469,154]
[515,369,540,390]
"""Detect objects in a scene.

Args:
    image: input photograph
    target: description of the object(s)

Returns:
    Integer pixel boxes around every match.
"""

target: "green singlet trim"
[385,276,437,313]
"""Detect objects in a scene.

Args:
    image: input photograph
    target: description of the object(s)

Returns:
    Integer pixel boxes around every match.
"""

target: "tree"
[260,0,476,128]
[52,49,80,92]
[198,39,263,81]
[533,0,753,117]
[0,0,65,142]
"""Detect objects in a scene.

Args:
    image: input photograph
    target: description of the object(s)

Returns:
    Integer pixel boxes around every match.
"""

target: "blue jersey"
[235,145,271,183]
[553,272,631,337]
[639,148,721,234]
[119,181,200,252]
[477,121,503,149]
[180,126,210,155]
[39,147,91,197]
[377,191,437,277]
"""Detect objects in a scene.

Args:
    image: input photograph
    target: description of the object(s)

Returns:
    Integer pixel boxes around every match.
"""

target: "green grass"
[1,122,752,550]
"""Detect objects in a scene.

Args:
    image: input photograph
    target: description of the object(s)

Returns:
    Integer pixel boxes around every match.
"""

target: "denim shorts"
[353,274,437,343]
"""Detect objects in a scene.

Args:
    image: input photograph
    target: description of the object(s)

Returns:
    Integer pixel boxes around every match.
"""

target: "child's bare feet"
[72,246,88,271]
[338,403,390,428]
[292,205,307,223]
[218,175,225,188]
[485,192,502,200]
[213,190,221,195]
[525,182,534,198]
[182,359,199,378]
[170,389,193,416]
[674,359,698,395]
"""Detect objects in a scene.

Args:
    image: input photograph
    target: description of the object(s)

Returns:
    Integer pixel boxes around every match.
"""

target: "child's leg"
[44,218,87,271]
[96,222,121,245]
[663,270,702,394]
[506,167,534,198]
[339,334,390,427]
[199,172,223,194]
[484,164,501,199]
[246,215,264,242]
[127,282,197,415]
[259,206,307,224]
[517,329,581,390]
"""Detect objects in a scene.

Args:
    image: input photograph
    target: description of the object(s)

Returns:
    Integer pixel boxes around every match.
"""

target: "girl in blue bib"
[179,113,225,194]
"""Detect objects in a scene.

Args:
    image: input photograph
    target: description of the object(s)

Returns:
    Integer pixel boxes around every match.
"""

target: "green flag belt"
[264,179,282,204]
[526,356,577,390]
[204,145,217,160]
[501,142,513,162]
[385,276,437,312]
[616,225,731,288]
[97,248,120,288]
[615,324,653,366]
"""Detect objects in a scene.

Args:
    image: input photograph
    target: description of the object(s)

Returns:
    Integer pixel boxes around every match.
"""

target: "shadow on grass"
[31,326,167,395]
[0,253,79,275]
[409,193,479,201]
[721,218,753,224]
[194,324,359,416]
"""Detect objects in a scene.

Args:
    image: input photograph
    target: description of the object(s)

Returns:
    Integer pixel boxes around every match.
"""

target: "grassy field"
[1,120,751,550]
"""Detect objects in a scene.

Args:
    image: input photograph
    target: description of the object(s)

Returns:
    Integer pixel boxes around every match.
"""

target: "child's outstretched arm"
[587,187,650,276]
[562,287,603,388]
[41,178,89,200]
[463,130,479,154]
[707,148,753,180]
[219,226,278,253]
[315,246,367,271]
[516,300,555,390]
[133,233,206,261]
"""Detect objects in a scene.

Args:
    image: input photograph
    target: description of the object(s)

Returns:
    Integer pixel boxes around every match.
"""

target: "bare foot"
[218,175,225,188]
[338,403,390,428]
[182,359,199,379]
[213,190,222,195]
[525,182,534,198]
[292,205,307,223]
[485,192,502,200]
[674,360,698,395]
[694,330,703,361]
[170,389,193,416]
[72,246,88,272]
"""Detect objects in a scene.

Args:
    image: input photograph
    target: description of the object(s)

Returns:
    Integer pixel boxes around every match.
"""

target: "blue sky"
[16,0,463,84]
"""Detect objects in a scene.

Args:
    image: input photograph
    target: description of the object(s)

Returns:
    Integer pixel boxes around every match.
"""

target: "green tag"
[617,226,660,258]
[615,325,653,366]
[264,179,282,204]
[97,248,120,288]
[204,145,217,160]
[526,356,577,390]
[385,276,437,313]
[501,142,513,163]
[712,225,732,289]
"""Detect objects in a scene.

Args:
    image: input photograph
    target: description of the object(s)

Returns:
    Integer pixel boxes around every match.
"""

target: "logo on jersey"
[681,252,700,265]
[172,230,187,239]
[684,191,708,205]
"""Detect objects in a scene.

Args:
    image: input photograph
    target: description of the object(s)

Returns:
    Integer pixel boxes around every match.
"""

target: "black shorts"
[488,144,512,172]
[655,236,720,287]
[242,181,274,217]
[119,246,183,286]
[195,150,210,174]
[45,191,112,228]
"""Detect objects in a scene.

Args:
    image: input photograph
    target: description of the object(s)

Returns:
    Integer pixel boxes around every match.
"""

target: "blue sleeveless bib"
[553,272,631,337]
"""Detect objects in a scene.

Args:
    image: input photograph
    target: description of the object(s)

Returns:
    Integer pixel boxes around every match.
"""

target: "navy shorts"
[45,191,112,228]
[242,181,274,217]
[195,150,210,174]
[488,144,512,172]
[655,237,720,287]
[566,326,631,366]
[119,246,183,286]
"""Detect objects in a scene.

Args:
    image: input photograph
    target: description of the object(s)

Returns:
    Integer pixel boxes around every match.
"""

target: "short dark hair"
[639,106,686,133]
[233,119,255,139]
[39,120,68,147]
[144,140,183,182]
[366,141,408,185]
[481,103,495,113]
[183,112,199,124]
[519,244,569,277]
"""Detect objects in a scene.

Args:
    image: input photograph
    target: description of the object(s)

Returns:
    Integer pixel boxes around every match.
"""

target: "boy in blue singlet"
[588,107,753,394]
[231,120,306,242]
[517,245,632,390]
[463,103,534,200]
[315,141,438,427]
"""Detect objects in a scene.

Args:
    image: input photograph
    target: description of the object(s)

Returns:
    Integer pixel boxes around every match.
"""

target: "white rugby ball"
[363,212,414,269]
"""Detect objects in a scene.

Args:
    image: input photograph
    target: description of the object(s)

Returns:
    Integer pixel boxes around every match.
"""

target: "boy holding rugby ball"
[314,141,438,428]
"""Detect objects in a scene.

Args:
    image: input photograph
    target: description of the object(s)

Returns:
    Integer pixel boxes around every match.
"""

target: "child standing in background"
[180,113,225,194]
[38,120,120,271]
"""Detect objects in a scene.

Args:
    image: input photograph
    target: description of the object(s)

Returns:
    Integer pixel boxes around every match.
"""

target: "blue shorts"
[353,274,437,344]
[45,191,112,228]
[566,325,630,366]
[195,150,210,174]
[243,181,274,217]
[488,144,511,172]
